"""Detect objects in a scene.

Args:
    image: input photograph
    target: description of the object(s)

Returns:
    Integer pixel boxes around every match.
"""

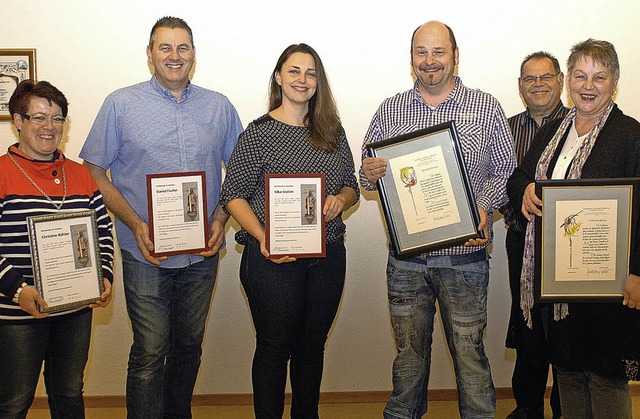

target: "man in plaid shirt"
[360,21,515,419]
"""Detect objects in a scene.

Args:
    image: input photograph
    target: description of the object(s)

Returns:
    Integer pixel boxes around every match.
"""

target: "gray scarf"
[520,101,615,327]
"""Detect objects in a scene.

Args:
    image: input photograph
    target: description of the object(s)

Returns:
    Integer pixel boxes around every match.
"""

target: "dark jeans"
[121,250,218,419]
[240,238,346,419]
[0,310,92,419]
[506,227,561,416]
[556,368,631,419]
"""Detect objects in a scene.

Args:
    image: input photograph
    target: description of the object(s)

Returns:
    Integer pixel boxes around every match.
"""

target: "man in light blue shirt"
[80,16,243,418]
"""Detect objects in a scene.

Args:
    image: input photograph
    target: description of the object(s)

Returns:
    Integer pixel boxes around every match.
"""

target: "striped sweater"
[0,145,114,322]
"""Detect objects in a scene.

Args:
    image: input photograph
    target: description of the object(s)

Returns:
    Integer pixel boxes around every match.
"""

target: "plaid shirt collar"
[410,76,464,109]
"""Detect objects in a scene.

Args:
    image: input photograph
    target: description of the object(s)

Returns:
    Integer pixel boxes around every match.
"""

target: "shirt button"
[54,178,61,185]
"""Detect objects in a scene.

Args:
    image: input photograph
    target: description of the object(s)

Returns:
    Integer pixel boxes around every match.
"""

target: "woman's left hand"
[90,279,112,308]
[323,195,345,222]
[623,274,640,309]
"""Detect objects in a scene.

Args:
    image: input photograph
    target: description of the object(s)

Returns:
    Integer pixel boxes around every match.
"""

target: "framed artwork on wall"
[0,49,37,121]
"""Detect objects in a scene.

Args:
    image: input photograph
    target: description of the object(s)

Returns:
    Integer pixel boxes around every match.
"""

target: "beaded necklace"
[8,152,66,211]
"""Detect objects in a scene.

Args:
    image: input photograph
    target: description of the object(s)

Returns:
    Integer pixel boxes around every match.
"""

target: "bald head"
[411,21,457,54]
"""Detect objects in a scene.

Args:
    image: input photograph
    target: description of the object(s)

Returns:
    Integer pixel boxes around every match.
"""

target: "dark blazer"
[507,104,640,380]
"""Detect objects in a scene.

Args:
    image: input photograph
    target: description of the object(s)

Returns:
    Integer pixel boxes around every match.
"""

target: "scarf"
[520,101,614,327]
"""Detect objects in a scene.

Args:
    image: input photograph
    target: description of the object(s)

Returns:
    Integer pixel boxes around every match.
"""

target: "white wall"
[2,0,639,397]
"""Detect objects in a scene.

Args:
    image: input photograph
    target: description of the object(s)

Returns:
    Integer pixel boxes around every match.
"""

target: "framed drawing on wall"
[0,49,37,121]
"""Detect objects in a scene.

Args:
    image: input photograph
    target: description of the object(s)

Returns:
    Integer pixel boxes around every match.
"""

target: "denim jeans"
[0,310,92,419]
[121,250,218,419]
[383,250,495,419]
[240,238,346,419]
[556,368,631,419]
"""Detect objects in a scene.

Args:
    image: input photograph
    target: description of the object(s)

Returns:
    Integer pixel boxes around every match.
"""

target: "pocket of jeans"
[386,262,420,349]
[455,260,488,286]
[387,291,418,351]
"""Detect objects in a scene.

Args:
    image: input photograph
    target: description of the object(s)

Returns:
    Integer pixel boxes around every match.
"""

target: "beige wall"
[2,0,639,397]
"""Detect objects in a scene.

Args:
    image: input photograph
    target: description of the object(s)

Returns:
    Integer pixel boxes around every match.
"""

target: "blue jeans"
[240,238,346,419]
[556,368,631,419]
[121,250,218,419]
[383,250,495,419]
[0,310,92,419]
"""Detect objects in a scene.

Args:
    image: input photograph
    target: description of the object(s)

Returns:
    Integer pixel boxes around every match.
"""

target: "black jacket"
[507,105,640,380]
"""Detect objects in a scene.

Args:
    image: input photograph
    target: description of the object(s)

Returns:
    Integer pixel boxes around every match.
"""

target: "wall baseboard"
[31,384,640,409]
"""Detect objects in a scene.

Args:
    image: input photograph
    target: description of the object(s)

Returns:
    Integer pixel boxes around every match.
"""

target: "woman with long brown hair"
[221,43,359,418]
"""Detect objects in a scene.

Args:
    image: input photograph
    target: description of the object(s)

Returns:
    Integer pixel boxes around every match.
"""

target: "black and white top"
[220,114,359,245]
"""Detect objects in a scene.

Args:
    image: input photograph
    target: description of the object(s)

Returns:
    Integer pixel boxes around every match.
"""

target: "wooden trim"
[31,384,640,408]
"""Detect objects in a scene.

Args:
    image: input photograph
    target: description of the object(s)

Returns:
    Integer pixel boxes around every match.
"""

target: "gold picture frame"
[0,49,37,121]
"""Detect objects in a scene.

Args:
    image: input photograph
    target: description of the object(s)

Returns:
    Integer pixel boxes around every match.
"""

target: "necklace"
[8,153,66,211]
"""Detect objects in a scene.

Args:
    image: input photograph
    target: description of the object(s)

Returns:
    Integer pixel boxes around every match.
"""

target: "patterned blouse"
[220,114,359,245]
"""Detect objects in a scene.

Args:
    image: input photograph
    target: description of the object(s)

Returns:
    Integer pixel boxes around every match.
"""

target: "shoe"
[505,408,527,419]
[505,406,544,419]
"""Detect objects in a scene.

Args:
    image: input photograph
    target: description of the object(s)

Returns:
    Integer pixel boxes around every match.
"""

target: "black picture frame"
[366,121,482,257]
[535,178,640,303]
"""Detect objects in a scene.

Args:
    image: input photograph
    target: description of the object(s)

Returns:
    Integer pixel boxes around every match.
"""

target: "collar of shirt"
[410,76,464,110]
[150,75,192,103]
[521,100,568,127]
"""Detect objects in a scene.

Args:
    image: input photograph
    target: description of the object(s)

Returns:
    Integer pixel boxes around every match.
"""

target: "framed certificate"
[535,178,640,302]
[147,172,209,257]
[26,210,105,313]
[366,121,482,257]
[1,49,37,121]
[265,174,326,259]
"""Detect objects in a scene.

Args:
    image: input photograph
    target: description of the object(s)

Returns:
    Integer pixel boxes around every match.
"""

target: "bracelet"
[12,282,28,304]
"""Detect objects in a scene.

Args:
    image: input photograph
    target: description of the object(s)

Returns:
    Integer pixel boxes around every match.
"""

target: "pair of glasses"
[19,113,67,125]
[521,73,559,85]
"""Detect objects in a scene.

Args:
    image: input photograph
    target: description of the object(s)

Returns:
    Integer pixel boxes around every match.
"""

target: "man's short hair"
[410,22,457,54]
[519,51,561,76]
[148,16,194,49]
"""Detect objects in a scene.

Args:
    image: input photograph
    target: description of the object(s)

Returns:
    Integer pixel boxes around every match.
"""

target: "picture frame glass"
[535,178,639,302]
[27,210,104,313]
[0,49,36,121]
[367,121,481,257]
[146,171,209,257]
[265,173,326,259]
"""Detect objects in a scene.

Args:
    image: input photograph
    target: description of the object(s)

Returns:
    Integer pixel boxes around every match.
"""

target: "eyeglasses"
[521,73,559,85]
[19,113,67,125]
